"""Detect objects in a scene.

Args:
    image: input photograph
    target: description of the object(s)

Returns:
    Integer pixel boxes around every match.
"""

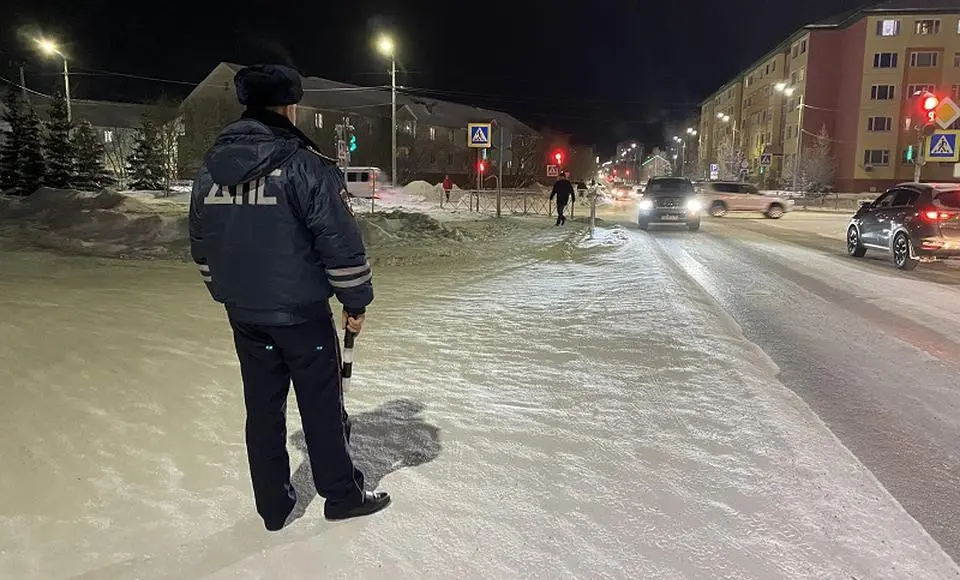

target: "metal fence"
[445,189,578,217]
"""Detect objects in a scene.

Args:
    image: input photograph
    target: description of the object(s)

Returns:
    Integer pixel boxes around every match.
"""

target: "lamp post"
[775,84,804,193]
[36,37,70,122]
[377,35,397,186]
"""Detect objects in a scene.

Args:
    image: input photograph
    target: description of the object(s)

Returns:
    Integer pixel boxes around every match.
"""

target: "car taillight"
[922,209,958,221]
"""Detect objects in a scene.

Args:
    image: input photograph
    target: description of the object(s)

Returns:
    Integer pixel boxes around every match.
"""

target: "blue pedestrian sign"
[467,122,492,148]
[926,130,960,162]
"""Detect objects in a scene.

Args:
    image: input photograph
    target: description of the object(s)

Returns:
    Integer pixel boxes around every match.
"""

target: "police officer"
[189,64,390,530]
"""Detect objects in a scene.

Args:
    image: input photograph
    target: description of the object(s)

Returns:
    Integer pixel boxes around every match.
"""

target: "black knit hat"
[234,64,304,108]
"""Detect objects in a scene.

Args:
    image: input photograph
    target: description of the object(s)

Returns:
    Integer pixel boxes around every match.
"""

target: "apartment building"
[699,0,960,192]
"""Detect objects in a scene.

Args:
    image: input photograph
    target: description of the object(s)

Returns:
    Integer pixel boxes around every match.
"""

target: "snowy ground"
[1,215,958,579]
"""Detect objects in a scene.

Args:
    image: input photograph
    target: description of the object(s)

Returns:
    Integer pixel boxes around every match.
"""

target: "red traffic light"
[552,149,564,165]
[923,94,939,111]
[478,160,487,173]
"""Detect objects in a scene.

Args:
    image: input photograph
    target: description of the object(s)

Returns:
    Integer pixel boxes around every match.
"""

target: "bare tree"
[178,96,242,178]
[146,101,183,196]
[715,135,743,180]
[103,131,131,188]
[509,133,543,187]
[781,125,837,193]
[800,125,837,192]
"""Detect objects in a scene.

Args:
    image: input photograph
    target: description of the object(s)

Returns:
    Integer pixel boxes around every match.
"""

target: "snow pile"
[401,180,441,201]
[0,189,189,260]
[0,189,483,263]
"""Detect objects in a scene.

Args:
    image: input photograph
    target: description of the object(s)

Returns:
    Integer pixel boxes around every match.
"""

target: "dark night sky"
[1,0,868,154]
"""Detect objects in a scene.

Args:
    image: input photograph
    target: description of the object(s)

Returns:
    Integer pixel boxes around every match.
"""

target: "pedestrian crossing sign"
[467,123,492,148]
[926,130,960,162]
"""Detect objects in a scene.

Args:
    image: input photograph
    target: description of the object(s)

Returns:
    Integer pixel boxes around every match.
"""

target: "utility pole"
[497,121,504,217]
[390,55,397,187]
[62,57,71,123]
[792,95,804,193]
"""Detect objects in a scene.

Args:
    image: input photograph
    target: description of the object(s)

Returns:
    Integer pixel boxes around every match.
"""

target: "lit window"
[873,52,899,68]
[910,51,939,67]
[863,149,890,166]
[429,127,436,141]
[103,130,114,143]
[314,112,323,129]
[915,19,940,35]
[877,19,900,36]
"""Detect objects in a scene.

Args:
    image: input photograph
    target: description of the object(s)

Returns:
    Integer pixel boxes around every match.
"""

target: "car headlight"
[686,199,702,212]
[638,199,653,210]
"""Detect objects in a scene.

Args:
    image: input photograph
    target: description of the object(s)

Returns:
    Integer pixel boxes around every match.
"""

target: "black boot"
[324,490,392,521]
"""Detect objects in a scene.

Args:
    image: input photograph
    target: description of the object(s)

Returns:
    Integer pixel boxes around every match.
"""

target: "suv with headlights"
[637,177,701,231]
[847,182,960,270]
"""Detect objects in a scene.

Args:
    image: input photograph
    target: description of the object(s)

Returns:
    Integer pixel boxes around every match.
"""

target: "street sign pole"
[915,134,925,182]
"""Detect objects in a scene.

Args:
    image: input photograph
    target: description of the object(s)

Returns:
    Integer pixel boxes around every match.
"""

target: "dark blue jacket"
[189,110,373,326]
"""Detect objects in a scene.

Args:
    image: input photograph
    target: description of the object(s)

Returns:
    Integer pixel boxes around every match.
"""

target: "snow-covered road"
[1,218,958,579]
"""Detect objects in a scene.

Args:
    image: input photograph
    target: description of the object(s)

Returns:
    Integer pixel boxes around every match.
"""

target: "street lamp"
[775,83,803,192]
[377,34,397,186]
[35,37,71,122]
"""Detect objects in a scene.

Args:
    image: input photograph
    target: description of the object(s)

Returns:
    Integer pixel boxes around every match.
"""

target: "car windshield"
[646,179,694,194]
[935,190,960,208]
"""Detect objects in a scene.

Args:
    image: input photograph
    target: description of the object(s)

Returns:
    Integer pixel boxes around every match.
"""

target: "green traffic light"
[349,135,357,152]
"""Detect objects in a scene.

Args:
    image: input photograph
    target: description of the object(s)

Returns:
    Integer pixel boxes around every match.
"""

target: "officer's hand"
[342,311,365,335]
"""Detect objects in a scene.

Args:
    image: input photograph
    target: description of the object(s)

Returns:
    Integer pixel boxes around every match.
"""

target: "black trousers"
[556,202,567,225]
[230,316,364,526]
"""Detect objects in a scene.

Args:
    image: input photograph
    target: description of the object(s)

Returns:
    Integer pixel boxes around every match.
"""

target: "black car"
[637,177,702,231]
[847,182,960,270]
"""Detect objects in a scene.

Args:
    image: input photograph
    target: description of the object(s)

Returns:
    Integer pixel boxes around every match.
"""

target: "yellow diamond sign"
[935,97,960,129]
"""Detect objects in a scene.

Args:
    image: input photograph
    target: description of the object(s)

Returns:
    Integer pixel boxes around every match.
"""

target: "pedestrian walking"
[189,64,390,531]
[550,170,575,226]
[442,174,453,205]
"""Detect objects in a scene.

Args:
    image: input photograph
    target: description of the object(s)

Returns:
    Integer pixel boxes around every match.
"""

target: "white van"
[343,167,389,198]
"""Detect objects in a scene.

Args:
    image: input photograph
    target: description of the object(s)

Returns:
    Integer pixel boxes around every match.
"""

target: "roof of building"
[814,0,960,27]
[198,63,535,134]
[0,84,157,130]
[700,1,960,109]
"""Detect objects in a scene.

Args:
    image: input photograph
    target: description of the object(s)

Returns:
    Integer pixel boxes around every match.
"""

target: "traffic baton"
[342,330,357,392]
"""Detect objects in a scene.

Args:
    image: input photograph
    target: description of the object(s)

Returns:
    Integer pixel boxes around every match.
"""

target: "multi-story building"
[699,0,960,191]
[182,63,538,187]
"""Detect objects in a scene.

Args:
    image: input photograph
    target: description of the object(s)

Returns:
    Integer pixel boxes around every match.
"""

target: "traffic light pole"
[915,133,925,182]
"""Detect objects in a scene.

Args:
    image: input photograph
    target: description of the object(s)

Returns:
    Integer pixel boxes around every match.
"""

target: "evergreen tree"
[0,91,23,192]
[16,104,46,195]
[71,122,113,190]
[127,117,165,190]
[44,92,75,188]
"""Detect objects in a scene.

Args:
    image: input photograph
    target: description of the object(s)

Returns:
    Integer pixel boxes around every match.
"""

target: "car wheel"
[846,226,866,258]
[687,219,700,232]
[709,201,727,217]
[765,203,785,219]
[638,219,649,231]
[892,232,919,270]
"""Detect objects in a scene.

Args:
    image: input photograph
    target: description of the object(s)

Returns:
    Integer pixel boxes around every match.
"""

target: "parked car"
[344,166,389,198]
[846,182,960,270]
[699,181,793,219]
[637,177,701,232]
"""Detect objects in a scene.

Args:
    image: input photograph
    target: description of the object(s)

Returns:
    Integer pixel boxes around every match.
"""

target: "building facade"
[699,1,960,192]
[180,63,538,188]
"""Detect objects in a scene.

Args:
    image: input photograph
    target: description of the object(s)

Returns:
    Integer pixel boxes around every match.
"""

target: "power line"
[0,75,52,98]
